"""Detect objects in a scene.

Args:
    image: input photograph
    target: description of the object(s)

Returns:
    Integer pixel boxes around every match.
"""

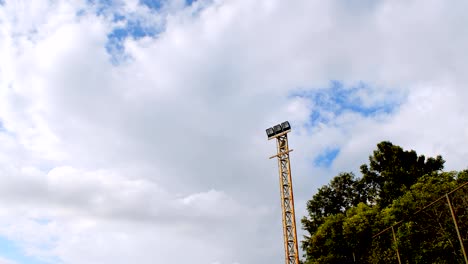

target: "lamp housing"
[266,127,275,138]
[281,121,291,131]
[273,124,282,134]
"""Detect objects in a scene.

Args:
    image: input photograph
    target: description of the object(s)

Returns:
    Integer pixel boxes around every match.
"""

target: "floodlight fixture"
[273,124,282,134]
[266,121,292,139]
[266,127,275,138]
[281,121,291,131]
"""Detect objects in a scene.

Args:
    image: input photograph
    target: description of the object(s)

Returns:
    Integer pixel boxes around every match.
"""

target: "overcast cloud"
[0,0,467,263]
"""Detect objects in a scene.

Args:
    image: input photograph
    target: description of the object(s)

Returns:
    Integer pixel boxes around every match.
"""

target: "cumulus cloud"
[0,257,20,264]
[0,0,467,263]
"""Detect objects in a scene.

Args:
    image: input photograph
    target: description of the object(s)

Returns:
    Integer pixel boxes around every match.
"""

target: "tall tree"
[360,141,445,207]
[302,172,362,236]
[301,142,465,263]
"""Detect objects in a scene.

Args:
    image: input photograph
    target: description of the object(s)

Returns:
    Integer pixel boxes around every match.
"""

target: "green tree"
[360,141,445,207]
[385,172,467,263]
[303,213,351,264]
[302,173,362,237]
[342,203,379,262]
[301,141,466,263]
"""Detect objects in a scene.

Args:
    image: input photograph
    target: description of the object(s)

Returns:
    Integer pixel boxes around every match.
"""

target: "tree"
[301,141,465,263]
[303,213,351,264]
[360,141,445,207]
[342,203,379,263]
[386,172,467,263]
[302,173,362,237]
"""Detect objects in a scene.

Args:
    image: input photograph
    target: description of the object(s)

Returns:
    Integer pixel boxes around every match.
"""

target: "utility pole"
[266,121,300,264]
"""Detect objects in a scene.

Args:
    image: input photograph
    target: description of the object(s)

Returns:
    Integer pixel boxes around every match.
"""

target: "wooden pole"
[446,194,468,264]
[391,226,402,264]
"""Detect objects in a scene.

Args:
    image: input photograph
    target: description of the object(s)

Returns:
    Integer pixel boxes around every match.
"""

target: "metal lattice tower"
[267,121,299,264]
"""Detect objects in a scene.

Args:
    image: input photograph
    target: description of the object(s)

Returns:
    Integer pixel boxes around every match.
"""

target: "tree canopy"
[301,141,467,264]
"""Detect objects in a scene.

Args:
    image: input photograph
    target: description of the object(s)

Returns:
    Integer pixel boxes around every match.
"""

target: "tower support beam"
[267,122,299,264]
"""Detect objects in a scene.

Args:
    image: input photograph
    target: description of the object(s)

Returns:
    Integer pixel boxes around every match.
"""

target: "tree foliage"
[301,141,467,264]
[360,141,445,207]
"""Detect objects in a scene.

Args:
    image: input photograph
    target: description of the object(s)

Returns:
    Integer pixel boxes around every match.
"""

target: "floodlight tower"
[266,121,300,264]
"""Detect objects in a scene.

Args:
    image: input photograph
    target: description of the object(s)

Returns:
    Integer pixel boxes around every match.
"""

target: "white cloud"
[0,257,20,264]
[0,0,467,263]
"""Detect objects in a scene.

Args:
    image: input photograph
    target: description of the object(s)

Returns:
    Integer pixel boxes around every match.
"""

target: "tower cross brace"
[268,128,299,264]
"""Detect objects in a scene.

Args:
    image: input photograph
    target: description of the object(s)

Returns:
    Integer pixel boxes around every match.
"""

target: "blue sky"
[139,0,199,9]
[104,0,199,62]
[292,81,400,125]
[0,236,48,264]
[314,148,340,167]
[106,19,159,57]
[290,81,402,168]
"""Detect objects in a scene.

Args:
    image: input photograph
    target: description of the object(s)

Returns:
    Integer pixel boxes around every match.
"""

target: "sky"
[0,0,468,263]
